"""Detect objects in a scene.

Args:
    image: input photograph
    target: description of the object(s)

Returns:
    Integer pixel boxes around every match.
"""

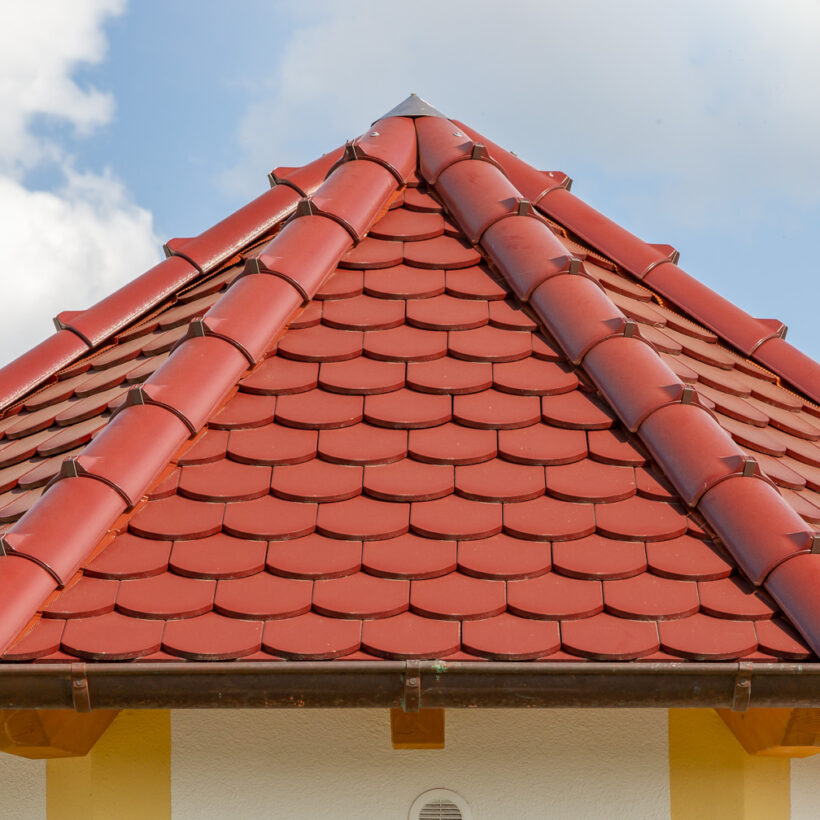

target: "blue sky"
[1,0,818,363]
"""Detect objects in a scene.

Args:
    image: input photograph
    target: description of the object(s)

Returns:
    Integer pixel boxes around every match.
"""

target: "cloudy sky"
[0,0,817,363]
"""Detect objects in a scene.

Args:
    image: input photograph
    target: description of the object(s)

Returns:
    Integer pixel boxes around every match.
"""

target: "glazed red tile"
[497,424,587,465]
[223,495,316,540]
[39,417,108,458]
[658,614,757,660]
[462,613,561,660]
[364,389,451,429]
[693,384,769,427]
[634,467,677,501]
[74,359,139,396]
[411,572,506,620]
[314,268,364,299]
[266,534,361,579]
[411,495,502,540]
[0,429,69,468]
[321,294,405,331]
[743,375,805,411]
[178,429,229,465]
[531,332,567,362]
[339,238,403,270]
[595,495,687,542]
[361,534,457,579]
[318,423,407,464]
[755,618,812,659]
[156,293,219,330]
[239,356,319,396]
[493,359,577,396]
[445,266,508,300]
[713,413,786,457]
[363,264,445,300]
[604,574,699,620]
[750,398,820,441]
[275,390,363,429]
[458,533,550,579]
[645,328,685,356]
[129,495,224,541]
[698,576,777,620]
[406,357,492,394]
[403,187,443,212]
[61,611,164,660]
[17,450,80,491]
[85,532,171,579]
[313,572,409,618]
[684,359,751,396]
[404,235,481,270]
[117,574,215,619]
[141,325,189,356]
[541,391,615,430]
[552,534,646,580]
[454,389,540,429]
[778,488,820,524]
[0,488,43,524]
[406,294,488,331]
[455,458,545,502]
[794,458,820,492]
[508,573,603,619]
[0,458,45,493]
[22,372,86,411]
[755,452,807,490]
[169,533,267,579]
[262,612,361,659]
[317,495,409,540]
[661,328,736,369]
[364,325,447,362]
[645,535,733,581]
[442,215,463,238]
[227,425,317,465]
[449,326,531,363]
[178,460,271,502]
[42,577,118,619]
[272,461,363,502]
[362,611,459,659]
[408,423,496,465]
[5,402,68,439]
[213,573,312,619]
[207,393,277,431]
[547,460,635,503]
[364,459,453,501]
[561,613,659,660]
[287,299,323,329]
[3,618,65,661]
[277,325,363,362]
[775,429,820,467]
[162,612,262,660]
[369,208,444,241]
[487,299,538,332]
[606,291,666,326]
[503,496,595,541]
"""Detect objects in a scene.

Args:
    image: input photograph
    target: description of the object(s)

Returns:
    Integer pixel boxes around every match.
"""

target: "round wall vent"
[409,789,472,820]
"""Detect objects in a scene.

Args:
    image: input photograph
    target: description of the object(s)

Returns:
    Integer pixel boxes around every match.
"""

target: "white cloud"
[0,0,160,362]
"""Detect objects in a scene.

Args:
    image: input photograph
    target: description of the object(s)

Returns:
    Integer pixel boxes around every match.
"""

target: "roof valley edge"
[0,96,817,687]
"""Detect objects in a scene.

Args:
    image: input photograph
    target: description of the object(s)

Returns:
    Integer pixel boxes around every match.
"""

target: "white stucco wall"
[790,753,820,820]
[170,708,670,820]
[0,754,45,820]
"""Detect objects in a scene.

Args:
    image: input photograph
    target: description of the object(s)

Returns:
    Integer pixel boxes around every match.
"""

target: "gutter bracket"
[71,663,92,713]
[731,661,753,712]
[403,660,421,713]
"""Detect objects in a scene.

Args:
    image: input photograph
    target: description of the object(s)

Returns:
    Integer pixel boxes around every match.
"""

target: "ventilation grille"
[418,798,463,820]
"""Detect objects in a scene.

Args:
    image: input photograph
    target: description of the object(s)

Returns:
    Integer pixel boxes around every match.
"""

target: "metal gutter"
[2,662,820,711]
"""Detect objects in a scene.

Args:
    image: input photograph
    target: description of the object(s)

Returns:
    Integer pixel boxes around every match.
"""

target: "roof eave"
[2,661,820,710]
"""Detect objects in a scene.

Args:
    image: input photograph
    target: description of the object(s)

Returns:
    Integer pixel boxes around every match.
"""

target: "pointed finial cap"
[375,93,447,122]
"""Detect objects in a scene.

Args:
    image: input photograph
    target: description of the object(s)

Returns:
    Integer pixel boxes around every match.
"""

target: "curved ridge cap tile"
[416,115,504,184]
[753,337,820,406]
[308,160,398,241]
[0,330,89,411]
[130,336,249,432]
[165,185,301,274]
[1,477,126,586]
[198,274,302,363]
[765,553,820,656]
[643,263,784,356]
[57,404,190,507]
[435,160,521,244]
[584,336,684,431]
[482,217,575,302]
[350,116,418,182]
[246,215,353,304]
[700,475,812,586]
[638,403,750,506]
[59,256,198,348]
[529,274,626,365]
[0,556,58,655]
[452,120,570,203]
[269,145,345,197]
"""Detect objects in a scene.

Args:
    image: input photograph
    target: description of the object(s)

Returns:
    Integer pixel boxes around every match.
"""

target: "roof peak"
[375,93,447,122]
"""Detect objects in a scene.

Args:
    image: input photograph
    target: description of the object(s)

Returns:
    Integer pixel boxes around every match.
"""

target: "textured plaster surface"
[0,753,45,819]
[171,708,670,819]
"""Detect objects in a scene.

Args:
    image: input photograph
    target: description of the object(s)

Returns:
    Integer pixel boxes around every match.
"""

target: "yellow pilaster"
[46,710,171,820]
[669,709,790,820]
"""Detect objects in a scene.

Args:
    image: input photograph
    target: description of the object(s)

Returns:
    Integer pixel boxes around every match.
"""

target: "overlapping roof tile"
[0,95,818,669]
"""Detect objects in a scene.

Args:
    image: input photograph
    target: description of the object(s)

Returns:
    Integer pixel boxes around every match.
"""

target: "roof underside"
[0,100,819,696]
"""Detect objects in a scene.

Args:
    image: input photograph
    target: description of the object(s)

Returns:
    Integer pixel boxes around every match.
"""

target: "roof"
[0,95,819,707]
